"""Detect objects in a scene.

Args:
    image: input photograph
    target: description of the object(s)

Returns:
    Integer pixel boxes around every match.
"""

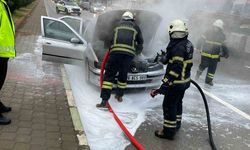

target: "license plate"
[127,75,147,81]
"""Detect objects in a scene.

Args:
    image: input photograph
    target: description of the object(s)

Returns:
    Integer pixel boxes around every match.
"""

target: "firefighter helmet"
[168,19,188,34]
[213,19,224,29]
[122,11,134,20]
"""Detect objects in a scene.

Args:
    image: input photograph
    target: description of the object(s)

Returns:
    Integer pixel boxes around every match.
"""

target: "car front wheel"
[65,8,69,15]
[56,7,59,14]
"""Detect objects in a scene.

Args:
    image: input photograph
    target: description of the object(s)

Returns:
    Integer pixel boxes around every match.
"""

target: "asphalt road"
[43,0,250,149]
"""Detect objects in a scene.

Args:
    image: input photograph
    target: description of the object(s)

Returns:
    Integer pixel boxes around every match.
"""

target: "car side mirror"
[70,38,81,44]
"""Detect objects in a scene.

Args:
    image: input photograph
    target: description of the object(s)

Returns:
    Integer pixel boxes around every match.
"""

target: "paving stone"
[60,126,74,134]
[32,123,46,130]
[31,130,46,137]
[61,134,77,142]
[17,128,32,135]
[46,139,62,148]
[13,143,30,150]
[46,125,60,132]
[30,145,46,150]
[18,121,32,128]
[0,132,16,140]
[1,125,18,132]
[31,137,46,145]
[46,132,61,140]
[16,135,31,143]
[0,140,15,149]
[62,141,78,150]
[46,119,58,126]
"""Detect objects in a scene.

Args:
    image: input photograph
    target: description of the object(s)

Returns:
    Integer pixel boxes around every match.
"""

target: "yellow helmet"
[168,19,188,34]
[122,11,134,20]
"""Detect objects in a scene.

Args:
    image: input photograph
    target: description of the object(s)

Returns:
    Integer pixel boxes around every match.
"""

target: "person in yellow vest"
[0,0,15,125]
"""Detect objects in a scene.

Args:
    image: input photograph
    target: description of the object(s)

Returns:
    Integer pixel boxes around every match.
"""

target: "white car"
[40,10,165,88]
[56,1,81,16]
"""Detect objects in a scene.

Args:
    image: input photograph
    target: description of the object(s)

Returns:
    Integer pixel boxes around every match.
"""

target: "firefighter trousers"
[100,53,133,101]
[197,56,218,83]
[0,58,9,91]
[162,87,186,136]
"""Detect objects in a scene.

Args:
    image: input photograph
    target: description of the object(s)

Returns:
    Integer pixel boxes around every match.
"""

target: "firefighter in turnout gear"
[0,0,15,125]
[150,19,193,140]
[96,11,143,109]
[195,19,229,86]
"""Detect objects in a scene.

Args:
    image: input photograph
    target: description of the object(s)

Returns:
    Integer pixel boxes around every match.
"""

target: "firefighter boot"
[155,129,174,140]
[195,70,202,80]
[205,81,214,86]
[96,100,108,110]
[0,102,11,113]
[115,95,123,102]
[0,113,11,125]
[176,121,181,131]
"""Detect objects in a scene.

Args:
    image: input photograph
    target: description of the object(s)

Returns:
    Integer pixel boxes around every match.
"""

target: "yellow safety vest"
[0,0,15,58]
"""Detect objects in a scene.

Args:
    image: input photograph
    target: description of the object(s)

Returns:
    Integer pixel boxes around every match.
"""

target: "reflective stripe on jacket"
[197,28,226,60]
[163,37,193,86]
[110,20,143,57]
[0,0,15,58]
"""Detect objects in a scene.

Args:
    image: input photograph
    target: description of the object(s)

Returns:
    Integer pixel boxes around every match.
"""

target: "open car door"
[41,16,87,65]
[59,16,84,35]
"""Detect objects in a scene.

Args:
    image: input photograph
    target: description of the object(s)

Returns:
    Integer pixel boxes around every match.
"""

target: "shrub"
[7,0,35,12]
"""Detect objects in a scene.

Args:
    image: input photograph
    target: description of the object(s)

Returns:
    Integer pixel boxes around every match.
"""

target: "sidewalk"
[0,0,87,149]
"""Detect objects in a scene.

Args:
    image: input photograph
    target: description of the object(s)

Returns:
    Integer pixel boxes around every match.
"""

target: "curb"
[14,0,39,31]
[61,66,90,150]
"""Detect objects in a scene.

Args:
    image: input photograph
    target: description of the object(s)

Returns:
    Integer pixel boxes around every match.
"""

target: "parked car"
[56,0,81,16]
[79,0,91,10]
[52,0,59,3]
[40,10,165,88]
[90,3,106,13]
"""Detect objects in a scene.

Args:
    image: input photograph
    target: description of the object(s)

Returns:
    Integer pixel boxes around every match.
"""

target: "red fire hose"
[100,50,145,150]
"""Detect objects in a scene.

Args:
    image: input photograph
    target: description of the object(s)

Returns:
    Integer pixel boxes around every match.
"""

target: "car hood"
[91,10,162,61]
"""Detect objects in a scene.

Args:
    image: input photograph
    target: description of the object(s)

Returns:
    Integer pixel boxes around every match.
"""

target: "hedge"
[7,0,35,12]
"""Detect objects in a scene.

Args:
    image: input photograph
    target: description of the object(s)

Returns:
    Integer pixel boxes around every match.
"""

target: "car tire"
[56,7,59,14]
[65,8,69,15]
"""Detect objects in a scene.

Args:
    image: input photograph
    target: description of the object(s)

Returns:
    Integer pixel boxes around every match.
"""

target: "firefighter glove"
[150,89,159,98]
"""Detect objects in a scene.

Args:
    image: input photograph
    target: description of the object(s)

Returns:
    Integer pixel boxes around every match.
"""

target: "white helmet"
[213,19,224,29]
[168,19,188,34]
[122,11,134,20]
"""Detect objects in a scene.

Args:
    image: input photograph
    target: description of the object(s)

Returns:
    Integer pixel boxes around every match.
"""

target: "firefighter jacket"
[197,28,228,61]
[0,0,15,58]
[162,37,193,89]
[110,19,143,57]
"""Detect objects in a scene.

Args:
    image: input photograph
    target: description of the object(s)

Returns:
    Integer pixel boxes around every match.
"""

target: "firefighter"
[0,0,15,125]
[195,19,229,86]
[150,19,193,140]
[96,11,143,109]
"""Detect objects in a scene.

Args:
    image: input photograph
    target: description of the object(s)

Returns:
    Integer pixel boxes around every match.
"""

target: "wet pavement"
[126,58,250,150]
[0,0,82,150]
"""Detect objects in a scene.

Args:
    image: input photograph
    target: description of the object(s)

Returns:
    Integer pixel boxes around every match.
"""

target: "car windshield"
[93,3,103,7]
[65,1,77,6]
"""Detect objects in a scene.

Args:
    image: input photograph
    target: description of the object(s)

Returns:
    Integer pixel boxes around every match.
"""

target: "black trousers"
[100,53,133,101]
[162,87,186,136]
[197,56,218,83]
[0,58,9,91]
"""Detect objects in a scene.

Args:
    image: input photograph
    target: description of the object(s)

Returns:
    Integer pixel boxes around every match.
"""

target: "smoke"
[141,0,224,53]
